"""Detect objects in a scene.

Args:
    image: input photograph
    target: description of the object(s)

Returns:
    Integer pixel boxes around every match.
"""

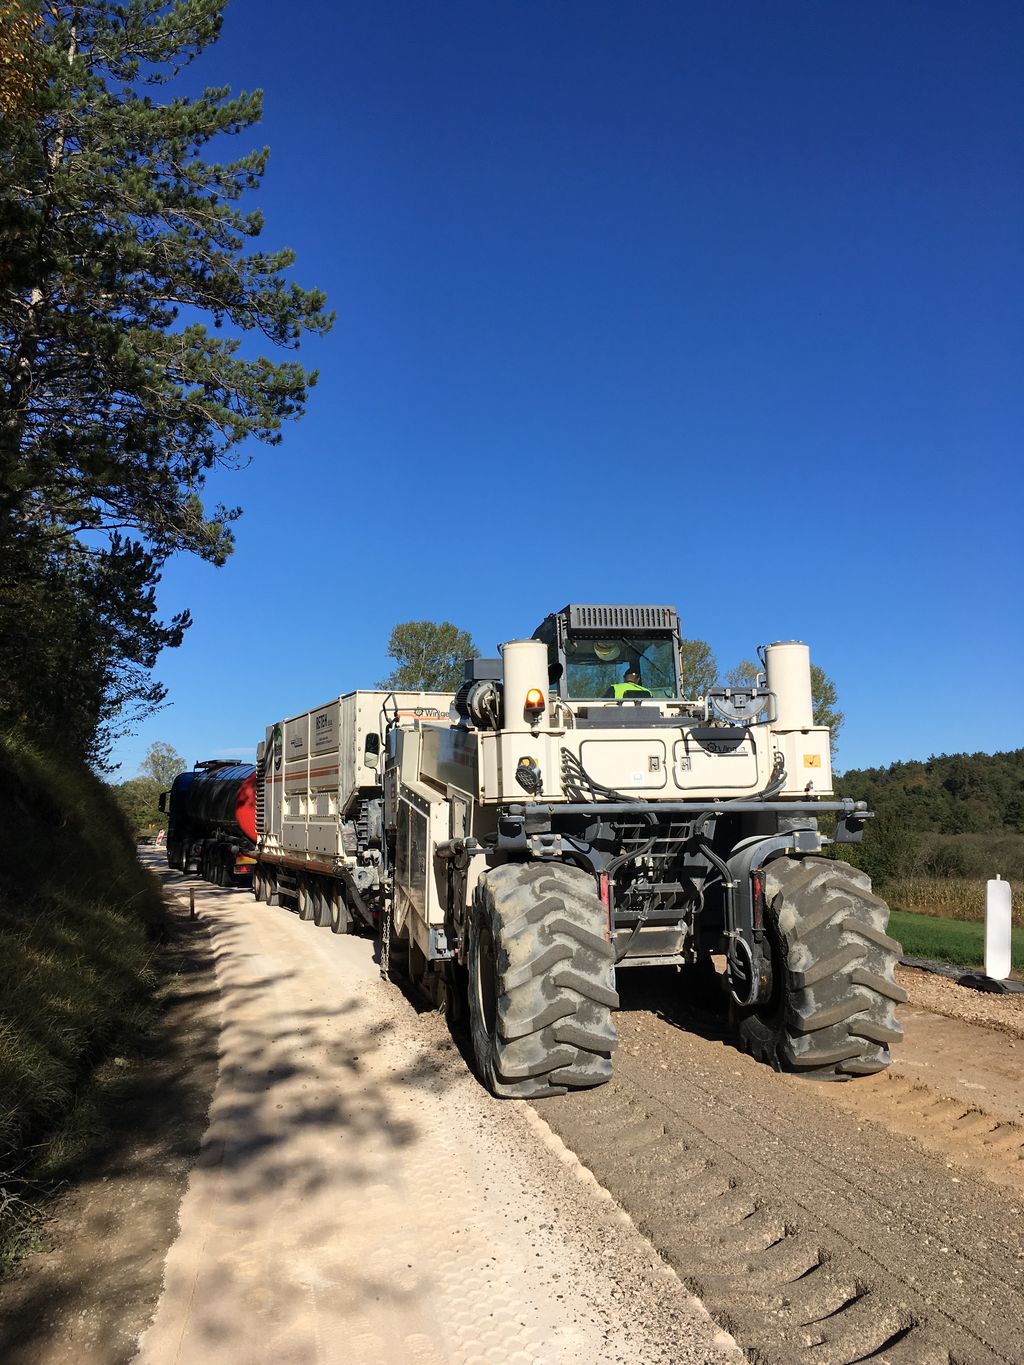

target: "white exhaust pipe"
[501,639,550,733]
[764,641,813,731]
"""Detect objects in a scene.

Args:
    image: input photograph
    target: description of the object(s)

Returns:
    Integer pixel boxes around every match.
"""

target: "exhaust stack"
[765,641,813,731]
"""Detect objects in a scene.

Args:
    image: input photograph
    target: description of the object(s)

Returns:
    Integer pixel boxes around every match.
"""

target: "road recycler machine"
[176,604,905,1098]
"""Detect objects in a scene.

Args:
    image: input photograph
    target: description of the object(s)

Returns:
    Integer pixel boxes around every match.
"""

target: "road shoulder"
[0,909,220,1365]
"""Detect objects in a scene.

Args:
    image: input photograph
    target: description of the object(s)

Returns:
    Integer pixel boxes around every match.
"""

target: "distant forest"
[835,749,1024,882]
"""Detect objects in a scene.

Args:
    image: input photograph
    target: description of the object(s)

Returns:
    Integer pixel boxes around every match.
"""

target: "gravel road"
[134,868,737,1365]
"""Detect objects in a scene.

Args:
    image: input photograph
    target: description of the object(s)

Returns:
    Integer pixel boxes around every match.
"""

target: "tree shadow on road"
[0,870,469,1365]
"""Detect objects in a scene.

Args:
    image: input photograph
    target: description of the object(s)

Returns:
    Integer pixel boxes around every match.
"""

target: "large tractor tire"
[734,856,906,1079]
[468,862,618,1099]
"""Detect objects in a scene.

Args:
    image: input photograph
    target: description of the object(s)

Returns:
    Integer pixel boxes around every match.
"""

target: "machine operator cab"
[532,604,683,705]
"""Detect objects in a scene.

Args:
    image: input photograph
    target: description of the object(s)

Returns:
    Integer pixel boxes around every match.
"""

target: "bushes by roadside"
[838,826,1024,889]
[0,731,169,1271]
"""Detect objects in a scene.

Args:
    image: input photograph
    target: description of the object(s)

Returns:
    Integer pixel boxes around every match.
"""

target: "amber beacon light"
[524,688,546,714]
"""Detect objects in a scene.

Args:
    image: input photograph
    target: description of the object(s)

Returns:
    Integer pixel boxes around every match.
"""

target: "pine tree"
[0,1,331,757]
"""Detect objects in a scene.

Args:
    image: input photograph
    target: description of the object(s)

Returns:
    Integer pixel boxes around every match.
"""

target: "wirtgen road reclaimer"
[249,604,905,1099]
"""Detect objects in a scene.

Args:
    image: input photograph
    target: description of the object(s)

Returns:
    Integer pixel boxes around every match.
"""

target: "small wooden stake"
[190,888,196,921]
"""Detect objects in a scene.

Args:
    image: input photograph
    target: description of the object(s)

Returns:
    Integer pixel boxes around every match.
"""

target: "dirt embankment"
[0,736,170,1273]
[0,908,218,1364]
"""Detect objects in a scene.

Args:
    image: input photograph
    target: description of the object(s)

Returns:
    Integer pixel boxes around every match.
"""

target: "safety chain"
[380,903,391,979]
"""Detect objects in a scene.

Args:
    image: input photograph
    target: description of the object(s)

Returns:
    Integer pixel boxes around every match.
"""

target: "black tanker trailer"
[161,760,257,885]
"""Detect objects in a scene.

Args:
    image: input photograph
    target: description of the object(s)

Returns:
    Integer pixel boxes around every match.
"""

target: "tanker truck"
[246,605,905,1099]
[161,760,258,885]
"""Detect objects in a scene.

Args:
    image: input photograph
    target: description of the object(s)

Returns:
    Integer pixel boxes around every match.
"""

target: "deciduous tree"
[677,639,718,698]
[0,1,43,117]
[379,621,478,693]
[809,664,844,753]
[728,658,844,758]
[139,740,186,788]
[111,775,163,835]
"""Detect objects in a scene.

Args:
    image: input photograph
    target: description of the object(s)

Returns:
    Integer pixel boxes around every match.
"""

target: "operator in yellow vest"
[609,667,652,699]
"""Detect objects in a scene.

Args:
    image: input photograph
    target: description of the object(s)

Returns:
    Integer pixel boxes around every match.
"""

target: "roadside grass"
[888,907,1024,973]
[0,731,169,1273]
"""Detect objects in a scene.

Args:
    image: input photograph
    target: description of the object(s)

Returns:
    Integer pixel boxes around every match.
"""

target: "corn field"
[885,876,1023,927]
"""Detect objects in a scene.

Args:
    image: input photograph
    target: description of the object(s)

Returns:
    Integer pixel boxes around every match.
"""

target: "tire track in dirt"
[533,997,1024,1365]
[824,1070,1024,1196]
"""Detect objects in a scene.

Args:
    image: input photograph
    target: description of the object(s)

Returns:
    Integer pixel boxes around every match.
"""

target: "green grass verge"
[888,907,1024,973]
[0,731,169,1273]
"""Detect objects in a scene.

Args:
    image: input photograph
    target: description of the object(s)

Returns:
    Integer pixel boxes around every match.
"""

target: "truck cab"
[533,604,682,701]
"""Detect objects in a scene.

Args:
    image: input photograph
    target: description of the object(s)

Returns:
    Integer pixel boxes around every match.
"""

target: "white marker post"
[984,875,1012,981]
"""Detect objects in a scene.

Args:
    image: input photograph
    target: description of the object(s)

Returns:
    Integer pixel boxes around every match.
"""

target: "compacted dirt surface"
[4,855,1024,1365]
[539,968,1024,1364]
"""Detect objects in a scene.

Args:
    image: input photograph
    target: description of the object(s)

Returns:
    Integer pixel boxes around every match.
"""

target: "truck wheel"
[266,869,280,907]
[314,880,333,928]
[297,876,315,921]
[329,885,348,934]
[468,862,618,1099]
[733,857,906,1079]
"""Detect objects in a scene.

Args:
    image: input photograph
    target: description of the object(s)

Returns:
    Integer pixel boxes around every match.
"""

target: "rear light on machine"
[751,870,765,929]
[599,872,612,940]
[524,688,545,713]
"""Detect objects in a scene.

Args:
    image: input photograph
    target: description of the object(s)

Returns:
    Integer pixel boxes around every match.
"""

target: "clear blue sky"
[110,0,1023,780]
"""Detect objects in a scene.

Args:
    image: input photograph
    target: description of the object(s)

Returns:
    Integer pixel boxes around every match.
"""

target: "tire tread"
[735,857,904,1081]
[469,861,618,1098]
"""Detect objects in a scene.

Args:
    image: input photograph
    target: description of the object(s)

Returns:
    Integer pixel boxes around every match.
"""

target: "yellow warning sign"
[804,754,822,767]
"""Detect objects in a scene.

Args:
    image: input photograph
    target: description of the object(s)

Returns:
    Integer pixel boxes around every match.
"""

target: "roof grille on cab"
[566,604,678,633]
